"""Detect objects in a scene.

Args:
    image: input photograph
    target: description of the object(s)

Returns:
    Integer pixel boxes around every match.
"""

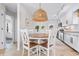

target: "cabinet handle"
[70,37,73,44]
[1,42,3,44]
[1,13,3,16]
[1,28,3,30]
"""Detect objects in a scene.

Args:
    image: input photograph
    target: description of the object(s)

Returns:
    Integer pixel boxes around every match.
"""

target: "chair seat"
[29,42,38,48]
[40,42,48,48]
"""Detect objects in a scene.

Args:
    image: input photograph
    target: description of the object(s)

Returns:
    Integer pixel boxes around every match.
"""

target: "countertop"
[64,30,79,33]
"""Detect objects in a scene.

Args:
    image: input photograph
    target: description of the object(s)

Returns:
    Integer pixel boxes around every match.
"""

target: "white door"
[0,11,5,49]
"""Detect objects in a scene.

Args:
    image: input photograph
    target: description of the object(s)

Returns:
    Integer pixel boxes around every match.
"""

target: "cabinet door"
[64,33,74,47]
[64,33,70,44]
[69,35,74,47]
[72,4,79,24]
[60,32,63,41]
[0,12,5,49]
[59,32,61,40]
[75,35,79,52]
[71,34,79,51]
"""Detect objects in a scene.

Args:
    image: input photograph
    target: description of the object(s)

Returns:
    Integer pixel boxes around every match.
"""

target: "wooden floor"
[55,39,79,56]
[0,44,22,56]
[0,39,79,56]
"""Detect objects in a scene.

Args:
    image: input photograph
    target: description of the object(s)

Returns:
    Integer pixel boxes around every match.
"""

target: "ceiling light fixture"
[32,3,48,22]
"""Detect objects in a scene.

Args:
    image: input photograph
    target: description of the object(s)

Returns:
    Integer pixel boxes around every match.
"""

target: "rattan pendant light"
[32,3,48,22]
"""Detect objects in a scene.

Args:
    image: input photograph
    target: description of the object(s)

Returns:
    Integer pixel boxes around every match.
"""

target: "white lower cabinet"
[76,38,79,52]
[64,32,79,52]
[64,33,71,45]
[73,35,79,52]
[60,33,63,41]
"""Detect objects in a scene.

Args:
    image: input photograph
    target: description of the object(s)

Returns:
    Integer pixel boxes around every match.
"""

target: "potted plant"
[41,26,45,29]
[35,25,39,32]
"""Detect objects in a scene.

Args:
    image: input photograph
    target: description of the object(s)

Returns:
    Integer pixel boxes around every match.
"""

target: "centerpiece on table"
[35,25,45,32]
[35,25,39,32]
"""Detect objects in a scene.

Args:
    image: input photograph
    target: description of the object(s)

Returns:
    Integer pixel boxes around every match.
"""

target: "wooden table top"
[30,33,48,38]
[29,33,48,48]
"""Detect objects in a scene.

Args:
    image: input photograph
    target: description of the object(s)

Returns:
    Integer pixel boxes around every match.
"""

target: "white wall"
[20,4,58,30]
[20,4,30,29]
[20,4,30,49]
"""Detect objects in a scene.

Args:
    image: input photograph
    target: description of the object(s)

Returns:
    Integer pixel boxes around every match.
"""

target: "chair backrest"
[39,30,51,56]
[45,30,51,39]
[21,29,29,46]
[48,27,58,47]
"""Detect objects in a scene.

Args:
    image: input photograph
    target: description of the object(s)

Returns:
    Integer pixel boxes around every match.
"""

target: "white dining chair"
[38,30,51,56]
[49,27,58,56]
[21,29,29,56]
[21,29,38,56]
[28,30,39,56]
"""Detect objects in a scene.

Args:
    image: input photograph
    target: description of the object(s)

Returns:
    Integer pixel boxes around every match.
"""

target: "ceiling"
[2,3,17,14]
[21,3,64,19]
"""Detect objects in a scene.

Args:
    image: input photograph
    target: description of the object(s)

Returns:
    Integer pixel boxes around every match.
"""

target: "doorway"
[5,15,14,49]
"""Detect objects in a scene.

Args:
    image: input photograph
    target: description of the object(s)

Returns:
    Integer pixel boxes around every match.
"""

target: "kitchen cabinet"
[72,4,79,13]
[57,29,64,41]
[73,34,79,52]
[76,36,79,52]
[64,32,79,52]
[64,33,73,47]
[58,31,64,41]
[68,34,76,48]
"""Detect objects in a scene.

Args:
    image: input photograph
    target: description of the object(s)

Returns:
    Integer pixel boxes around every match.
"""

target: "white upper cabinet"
[72,4,79,12]
[72,4,79,24]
